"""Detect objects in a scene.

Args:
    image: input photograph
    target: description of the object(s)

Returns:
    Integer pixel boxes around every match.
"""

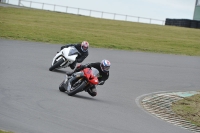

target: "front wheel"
[49,58,64,71]
[59,80,66,92]
[67,80,87,96]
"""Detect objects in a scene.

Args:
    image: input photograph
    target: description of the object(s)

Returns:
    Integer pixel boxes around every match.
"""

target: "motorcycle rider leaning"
[67,59,111,97]
[60,41,89,70]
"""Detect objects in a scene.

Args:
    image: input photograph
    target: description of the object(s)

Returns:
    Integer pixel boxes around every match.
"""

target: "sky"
[7,0,197,24]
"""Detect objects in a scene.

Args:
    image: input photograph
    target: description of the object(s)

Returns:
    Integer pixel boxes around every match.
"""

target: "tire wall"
[165,18,200,29]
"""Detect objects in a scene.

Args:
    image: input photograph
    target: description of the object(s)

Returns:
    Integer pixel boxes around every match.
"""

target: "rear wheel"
[67,79,87,96]
[49,58,64,71]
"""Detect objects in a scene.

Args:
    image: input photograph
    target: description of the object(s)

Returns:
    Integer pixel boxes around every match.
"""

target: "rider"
[67,59,111,97]
[60,41,89,69]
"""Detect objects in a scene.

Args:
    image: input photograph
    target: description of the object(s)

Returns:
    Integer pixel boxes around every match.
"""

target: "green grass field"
[0,6,200,56]
[0,5,200,131]
[0,130,13,133]
[172,94,200,127]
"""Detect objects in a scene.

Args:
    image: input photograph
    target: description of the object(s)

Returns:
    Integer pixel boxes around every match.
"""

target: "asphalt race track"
[0,39,200,133]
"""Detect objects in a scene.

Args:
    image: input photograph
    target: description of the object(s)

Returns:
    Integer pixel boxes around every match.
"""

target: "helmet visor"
[82,45,88,51]
[101,65,110,71]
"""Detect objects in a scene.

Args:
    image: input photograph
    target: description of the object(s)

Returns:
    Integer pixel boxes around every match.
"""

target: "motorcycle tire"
[67,80,87,96]
[59,80,66,92]
[49,58,64,71]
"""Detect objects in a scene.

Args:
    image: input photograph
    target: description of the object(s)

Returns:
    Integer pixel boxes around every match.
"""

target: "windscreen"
[91,67,99,77]
[68,46,80,56]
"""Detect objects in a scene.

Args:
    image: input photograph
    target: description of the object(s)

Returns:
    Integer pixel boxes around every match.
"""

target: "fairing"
[83,68,99,85]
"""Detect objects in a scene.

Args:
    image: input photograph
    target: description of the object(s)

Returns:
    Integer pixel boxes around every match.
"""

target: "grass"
[0,130,13,133]
[0,6,200,56]
[172,94,200,127]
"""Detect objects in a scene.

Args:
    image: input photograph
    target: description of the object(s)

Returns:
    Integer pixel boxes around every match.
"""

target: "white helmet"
[81,41,89,52]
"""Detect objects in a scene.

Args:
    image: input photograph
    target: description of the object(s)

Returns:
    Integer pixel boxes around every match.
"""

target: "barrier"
[165,18,200,29]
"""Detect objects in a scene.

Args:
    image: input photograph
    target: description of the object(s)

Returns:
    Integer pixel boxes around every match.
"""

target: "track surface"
[0,39,200,133]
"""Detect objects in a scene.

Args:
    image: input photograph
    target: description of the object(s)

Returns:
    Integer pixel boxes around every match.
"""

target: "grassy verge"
[0,130,13,133]
[172,94,200,126]
[0,7,200,56]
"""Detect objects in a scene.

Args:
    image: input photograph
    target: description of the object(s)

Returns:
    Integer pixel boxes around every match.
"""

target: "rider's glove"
[78,64,91,70]
[85,64,91,68]
[61,44,71,50]
[60,46,65,50]
[80,65,87,70]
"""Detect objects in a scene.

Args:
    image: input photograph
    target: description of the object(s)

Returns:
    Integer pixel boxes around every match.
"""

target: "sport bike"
[59,67,99,96]
[49,46,80,71]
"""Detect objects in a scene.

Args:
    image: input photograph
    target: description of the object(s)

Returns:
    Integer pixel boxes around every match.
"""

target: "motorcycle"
[59,67,100,96]
[49,46,80,71]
